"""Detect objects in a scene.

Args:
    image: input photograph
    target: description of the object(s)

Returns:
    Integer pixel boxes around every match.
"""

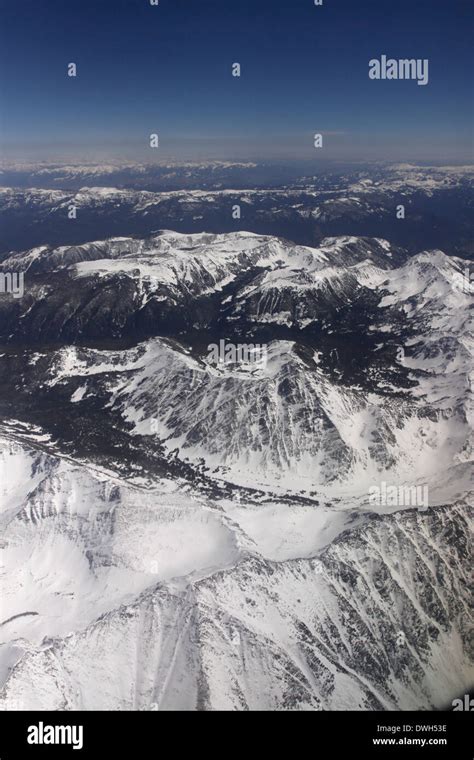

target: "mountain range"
[0,161,472,711]
[0,222,472,710]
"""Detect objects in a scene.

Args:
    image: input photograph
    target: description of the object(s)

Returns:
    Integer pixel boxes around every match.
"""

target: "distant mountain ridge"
[0,162,472,255]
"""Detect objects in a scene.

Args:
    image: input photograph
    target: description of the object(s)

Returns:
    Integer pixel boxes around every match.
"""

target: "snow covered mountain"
[0,441,471,710]
[0,230,472,710]
[1,160,472,192]
[1,162,472,256]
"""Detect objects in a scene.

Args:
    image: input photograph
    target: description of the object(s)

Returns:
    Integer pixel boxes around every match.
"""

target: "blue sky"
[0,0,472,162]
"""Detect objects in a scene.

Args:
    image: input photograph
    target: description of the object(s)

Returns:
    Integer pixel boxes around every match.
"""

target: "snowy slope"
[0,442,471,711]
[0,230,471,711]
